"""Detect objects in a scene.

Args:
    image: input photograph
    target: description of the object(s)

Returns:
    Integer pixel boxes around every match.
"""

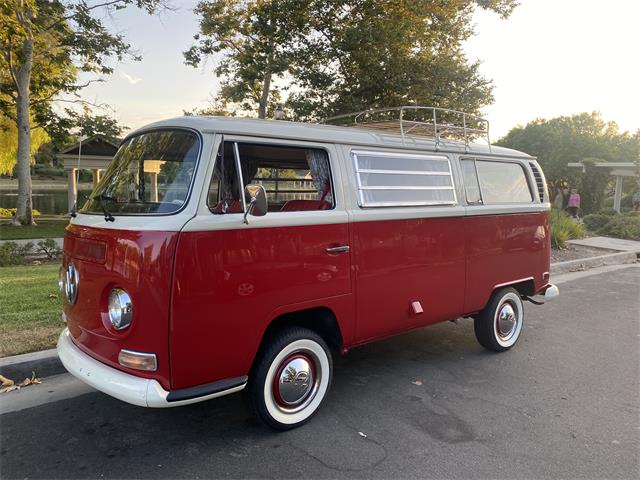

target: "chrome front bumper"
[57,328,245,408]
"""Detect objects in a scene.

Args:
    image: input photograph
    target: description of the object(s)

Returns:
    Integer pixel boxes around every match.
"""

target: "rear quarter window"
[475,161,533,204]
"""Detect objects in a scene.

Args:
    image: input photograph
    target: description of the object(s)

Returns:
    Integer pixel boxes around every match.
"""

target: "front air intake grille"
[529,162,546,202]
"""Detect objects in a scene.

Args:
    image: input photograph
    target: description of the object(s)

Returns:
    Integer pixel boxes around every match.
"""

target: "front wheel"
[474,287,524,352]
[248,327,332,430]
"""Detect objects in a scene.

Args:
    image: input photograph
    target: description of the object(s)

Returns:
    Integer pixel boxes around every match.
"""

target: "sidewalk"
[568,236,640,253]
[553,236,640,274]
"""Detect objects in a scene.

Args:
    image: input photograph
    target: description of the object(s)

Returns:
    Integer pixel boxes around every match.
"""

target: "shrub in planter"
[583,214,612,232]
[598,215,640,240]
[0,241,34,266]
[550,209,586,249]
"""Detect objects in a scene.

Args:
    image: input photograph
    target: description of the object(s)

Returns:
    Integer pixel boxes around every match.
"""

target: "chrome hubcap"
[497,302,518,340]
[274,354,315,407]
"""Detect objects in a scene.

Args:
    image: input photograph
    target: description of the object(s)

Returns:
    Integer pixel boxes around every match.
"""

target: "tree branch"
[4,38,22,97]
[43,0,126,31]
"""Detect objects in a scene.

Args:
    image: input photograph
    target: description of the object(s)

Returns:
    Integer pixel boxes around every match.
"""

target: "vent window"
[352,150,456,207]
[529,162,547,202]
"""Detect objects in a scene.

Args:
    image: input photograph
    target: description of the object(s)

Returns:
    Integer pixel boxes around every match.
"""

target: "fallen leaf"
[0,374,14,387]
[0,385,20,393]
[358,431,367,438]
[0,372,42,393]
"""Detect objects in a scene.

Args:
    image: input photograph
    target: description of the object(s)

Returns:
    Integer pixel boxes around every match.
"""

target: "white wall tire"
[248,327,332,430]
[474,287,524,352]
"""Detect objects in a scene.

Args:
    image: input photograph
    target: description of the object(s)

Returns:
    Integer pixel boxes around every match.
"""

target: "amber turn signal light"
[118,349,157,371]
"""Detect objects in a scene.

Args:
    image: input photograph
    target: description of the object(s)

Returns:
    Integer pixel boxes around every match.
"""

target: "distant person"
[567,189,581,217]
[633,190,640,212]
[553,189,564,209]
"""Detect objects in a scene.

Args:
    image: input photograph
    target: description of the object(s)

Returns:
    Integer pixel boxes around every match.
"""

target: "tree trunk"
[12,37,35,226]
[258,53,274,119]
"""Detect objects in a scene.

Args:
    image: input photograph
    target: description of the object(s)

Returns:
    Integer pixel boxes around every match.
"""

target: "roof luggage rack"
[322,106,491,152]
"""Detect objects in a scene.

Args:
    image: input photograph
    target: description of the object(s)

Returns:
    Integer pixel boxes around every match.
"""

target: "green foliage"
[582,214,612,232]
[550,209,586,249]
[597,214,640,240]
[497,112,640,214]
[186,0,517,120]
[36,238,62,260]
[0,263,63,357]
[0,241,34,266]
[0,115,49,175]
[185,0,306,118]
[0,238,61,266]
[0,208,41,217]
[287,0,516,121]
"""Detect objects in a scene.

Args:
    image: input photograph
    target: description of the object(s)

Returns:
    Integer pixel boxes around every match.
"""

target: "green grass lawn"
[0,264,63,357]
[0,219,69,241]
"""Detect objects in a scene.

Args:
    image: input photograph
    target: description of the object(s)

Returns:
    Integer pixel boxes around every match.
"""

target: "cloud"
[120,72,142,85]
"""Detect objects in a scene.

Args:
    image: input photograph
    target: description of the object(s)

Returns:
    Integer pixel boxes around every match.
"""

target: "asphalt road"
[1,265,639,479]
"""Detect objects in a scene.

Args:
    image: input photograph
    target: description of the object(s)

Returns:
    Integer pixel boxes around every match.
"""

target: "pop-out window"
[352,150,456,207]
[208,142,334,214]
[461,158,533,205]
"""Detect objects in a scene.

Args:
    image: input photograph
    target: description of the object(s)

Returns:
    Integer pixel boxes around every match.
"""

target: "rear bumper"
[543,284,559,301]
[57,328,246,408]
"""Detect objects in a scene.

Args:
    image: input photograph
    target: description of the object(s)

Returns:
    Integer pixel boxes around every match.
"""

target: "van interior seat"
[211,200,243,214]
[280,200,332,212]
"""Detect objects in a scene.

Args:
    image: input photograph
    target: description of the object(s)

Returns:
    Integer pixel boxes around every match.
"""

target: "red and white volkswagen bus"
[57,108,558,429]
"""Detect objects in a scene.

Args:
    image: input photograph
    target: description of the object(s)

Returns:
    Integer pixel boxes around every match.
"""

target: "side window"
[460,159,482,205]
[352,150,456,207]
[475,160,533,204]
[207,142,334,214]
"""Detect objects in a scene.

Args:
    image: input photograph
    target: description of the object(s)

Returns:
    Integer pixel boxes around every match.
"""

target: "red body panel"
[352,217,466,342]
[63,224,177,390]
[463,212,550,314]
[170,223,353,389]
[63,210,550,393]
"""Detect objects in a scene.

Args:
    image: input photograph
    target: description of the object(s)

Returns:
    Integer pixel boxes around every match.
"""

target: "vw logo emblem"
[64,263,79,304]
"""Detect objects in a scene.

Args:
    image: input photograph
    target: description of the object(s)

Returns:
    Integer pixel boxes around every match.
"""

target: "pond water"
[0,189,92,215]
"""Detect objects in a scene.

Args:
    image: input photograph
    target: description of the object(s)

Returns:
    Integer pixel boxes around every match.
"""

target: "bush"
[583,213,612,232]
[0,241,34,266]
[598,214,640,240]
[550,209,586,249]
[0,208,42,218]
[36,238,62,260]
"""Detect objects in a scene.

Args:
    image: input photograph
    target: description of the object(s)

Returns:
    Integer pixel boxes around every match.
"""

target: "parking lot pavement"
[1,265,638,479]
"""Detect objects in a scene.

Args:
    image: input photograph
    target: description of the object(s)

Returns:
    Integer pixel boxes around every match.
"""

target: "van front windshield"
[80,129,200,215]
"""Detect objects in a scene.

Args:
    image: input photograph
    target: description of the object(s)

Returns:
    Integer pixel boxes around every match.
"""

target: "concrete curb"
[1,250,638,380]
[551,251,639,275]
[0,348,65,381]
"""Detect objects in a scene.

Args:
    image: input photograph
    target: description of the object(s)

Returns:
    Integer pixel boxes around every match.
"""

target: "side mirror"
[243,184,267,224]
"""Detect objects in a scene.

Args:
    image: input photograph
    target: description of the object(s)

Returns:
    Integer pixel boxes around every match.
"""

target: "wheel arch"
[493,277,535,298]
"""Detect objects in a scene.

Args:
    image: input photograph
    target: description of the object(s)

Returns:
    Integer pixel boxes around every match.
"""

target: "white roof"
[134,116,534,160]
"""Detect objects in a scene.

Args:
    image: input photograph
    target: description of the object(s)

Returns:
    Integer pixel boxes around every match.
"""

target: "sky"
[75,0,640,140]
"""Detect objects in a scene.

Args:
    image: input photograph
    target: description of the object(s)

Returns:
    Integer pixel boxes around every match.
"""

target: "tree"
[0,0,163,225]
[185,0,308,119]
[498,112,640,214]
[288,0,517,121]
[0,113,47,175]
[186,0,517,121]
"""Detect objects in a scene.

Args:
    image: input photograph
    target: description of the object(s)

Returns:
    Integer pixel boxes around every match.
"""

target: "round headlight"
[108,288,133,330]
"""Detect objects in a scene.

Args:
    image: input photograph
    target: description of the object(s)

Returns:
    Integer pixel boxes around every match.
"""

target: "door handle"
[326,245,350,254]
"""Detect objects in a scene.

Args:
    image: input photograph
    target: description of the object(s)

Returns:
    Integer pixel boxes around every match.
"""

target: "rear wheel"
[474,287,524,352]
[248,327,332,430]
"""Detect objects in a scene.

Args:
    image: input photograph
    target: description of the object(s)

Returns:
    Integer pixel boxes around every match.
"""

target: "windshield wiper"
[99,194,116,222]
